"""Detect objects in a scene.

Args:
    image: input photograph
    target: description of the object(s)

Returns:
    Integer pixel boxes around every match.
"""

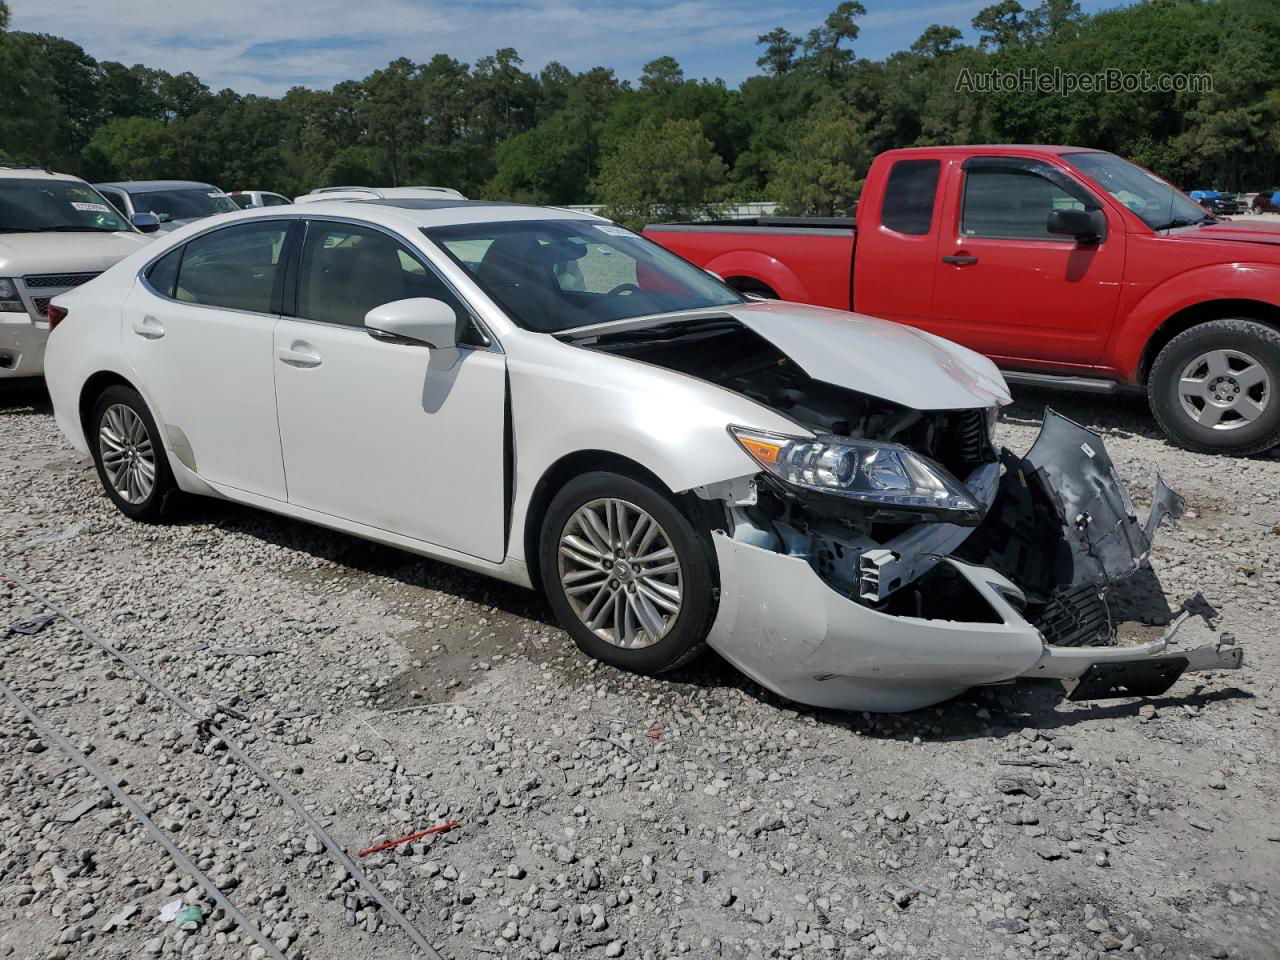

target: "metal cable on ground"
[0,571,445,960]
[0,678,288,960]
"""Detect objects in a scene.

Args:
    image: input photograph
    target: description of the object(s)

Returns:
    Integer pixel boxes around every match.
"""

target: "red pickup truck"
[645,146,1280,456]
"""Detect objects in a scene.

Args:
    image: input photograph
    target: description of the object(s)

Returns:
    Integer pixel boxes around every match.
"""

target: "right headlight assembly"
[729,425,982,521]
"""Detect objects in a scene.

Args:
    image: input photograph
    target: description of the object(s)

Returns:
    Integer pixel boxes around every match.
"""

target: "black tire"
[89,385,177,522]
[539,470,717,675]
[1148,318,1280,456]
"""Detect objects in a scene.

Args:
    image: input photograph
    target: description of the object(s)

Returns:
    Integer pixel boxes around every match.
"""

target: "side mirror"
[131,212,161,234]
[1047,208,1100,243]
[364,298,457,349]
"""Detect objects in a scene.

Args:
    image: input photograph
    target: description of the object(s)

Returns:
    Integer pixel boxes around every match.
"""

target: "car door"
[273,218,508,562]
[928,156,1124,366]
[121,219,293,500]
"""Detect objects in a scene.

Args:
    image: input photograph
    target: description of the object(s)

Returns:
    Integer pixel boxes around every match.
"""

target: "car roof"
[95,180,220,193]
[237,198,609,229]
[0,166,85,182]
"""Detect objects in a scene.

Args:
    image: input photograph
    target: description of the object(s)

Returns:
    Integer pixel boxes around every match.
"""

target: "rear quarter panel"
[643,227,854,308]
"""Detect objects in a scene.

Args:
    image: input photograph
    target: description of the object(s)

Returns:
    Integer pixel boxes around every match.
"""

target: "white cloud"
[9,0,784,95]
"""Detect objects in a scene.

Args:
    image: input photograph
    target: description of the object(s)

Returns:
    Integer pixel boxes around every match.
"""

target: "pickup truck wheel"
[1148,318,1280,455]
[539,471,716,675]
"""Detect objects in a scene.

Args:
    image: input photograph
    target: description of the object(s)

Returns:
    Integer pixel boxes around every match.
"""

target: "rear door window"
[173,221,289,313]
[880,159,940,235]
[145,247,183,298]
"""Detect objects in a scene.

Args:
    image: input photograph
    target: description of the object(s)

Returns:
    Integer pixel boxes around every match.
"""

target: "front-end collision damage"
[696,409,1243,713]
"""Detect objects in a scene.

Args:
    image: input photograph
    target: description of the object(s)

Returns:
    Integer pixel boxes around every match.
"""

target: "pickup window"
[881,159,940,235]
[961,165,1089,241]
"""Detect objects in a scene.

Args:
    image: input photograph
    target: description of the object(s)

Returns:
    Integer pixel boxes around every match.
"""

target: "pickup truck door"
[928,156,1123,367]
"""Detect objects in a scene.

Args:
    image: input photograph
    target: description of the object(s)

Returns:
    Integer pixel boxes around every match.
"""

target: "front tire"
[90,385,176,521]
[1148,318,1280,455]
[539,471,717,675]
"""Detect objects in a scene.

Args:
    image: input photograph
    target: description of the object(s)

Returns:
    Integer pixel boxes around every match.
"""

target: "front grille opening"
[876,562,1003,623]
[31,297,51,317]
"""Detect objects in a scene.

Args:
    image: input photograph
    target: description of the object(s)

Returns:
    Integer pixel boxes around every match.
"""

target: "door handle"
[131,315,165,339]
[276,342,322,368]
[941,255,979,266]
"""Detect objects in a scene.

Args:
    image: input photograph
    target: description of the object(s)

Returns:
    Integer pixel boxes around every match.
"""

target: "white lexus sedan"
[43,200,1242,712]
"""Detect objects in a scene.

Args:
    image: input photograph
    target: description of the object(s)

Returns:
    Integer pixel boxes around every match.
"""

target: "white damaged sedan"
[43,200,1243,711]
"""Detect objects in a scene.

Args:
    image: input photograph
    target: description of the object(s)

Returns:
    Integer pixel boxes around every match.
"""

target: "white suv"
[0,167,153,379]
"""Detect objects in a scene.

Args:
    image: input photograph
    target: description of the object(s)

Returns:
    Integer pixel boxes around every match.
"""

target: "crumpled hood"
[724,300,1012,410]
[1166,219,1280,246]
[0,231,153,276]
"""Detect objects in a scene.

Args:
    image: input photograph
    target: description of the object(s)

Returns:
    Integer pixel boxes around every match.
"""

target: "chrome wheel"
[1178,348,1271,430]
[557,498,683,649]
[99,403,156,504]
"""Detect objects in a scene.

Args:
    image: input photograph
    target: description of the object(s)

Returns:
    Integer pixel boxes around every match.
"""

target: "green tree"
[0,24,61,164]
[911,24,964,58]
[592,117,727,228]
[973,0,1029,49]
[81,116,189,180]
[768,97,871,216]
[801,1,866,78]
[756,28,801,76]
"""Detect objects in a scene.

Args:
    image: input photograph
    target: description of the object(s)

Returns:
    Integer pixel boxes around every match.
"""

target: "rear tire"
[89,385,177,522]
[1148,318,1280,455]
[539,471,717,674]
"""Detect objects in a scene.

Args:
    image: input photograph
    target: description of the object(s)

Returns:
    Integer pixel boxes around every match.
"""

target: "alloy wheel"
[1177,348,1271,430]
[557,497,683,649]
[99,403,156,504]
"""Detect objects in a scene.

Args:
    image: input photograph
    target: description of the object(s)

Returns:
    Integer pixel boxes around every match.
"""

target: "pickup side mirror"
[131,212,160,234]
[1047,208,1100,243]
[364,297,457,349]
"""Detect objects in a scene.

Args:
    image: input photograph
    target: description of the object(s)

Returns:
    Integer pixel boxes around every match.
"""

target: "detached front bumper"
[0,310,48,378]
[706,411,1244,713]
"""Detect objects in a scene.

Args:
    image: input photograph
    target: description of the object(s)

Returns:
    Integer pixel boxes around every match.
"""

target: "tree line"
[2,0,1278,227]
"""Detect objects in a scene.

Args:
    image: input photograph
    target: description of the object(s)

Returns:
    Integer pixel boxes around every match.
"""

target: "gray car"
[95,180,239,233]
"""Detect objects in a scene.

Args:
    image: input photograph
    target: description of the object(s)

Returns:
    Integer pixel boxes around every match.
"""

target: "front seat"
[475,233,559,330]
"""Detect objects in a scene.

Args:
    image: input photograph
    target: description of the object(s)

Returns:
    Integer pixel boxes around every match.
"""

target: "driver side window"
[962,167,1090,241]
[296,221,474,338]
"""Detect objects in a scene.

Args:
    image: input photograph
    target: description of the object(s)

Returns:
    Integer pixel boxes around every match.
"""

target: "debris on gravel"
[1,382,1277,959]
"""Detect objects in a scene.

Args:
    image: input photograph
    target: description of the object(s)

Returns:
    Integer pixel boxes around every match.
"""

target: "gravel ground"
[1,380,1278,960]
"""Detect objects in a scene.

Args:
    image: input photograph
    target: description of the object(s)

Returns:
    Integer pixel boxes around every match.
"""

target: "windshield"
[1064,152,1210,230]
[127,188,238,222]
[230,194,255,209]
[425,219,743,332]
[0,178,134,233]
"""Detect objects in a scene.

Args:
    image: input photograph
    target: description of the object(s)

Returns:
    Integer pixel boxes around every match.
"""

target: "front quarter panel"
[1108,256,1280,381]
[505,331,808,562]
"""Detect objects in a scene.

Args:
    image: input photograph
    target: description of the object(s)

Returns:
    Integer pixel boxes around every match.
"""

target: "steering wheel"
[606,283,640,296]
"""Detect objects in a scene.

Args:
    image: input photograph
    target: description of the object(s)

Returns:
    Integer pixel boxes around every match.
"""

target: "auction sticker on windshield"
[595,224,637,237]
[71,201,111,213]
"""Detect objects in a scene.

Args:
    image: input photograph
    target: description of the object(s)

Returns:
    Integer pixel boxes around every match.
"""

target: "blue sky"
[12,0,1136,96]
